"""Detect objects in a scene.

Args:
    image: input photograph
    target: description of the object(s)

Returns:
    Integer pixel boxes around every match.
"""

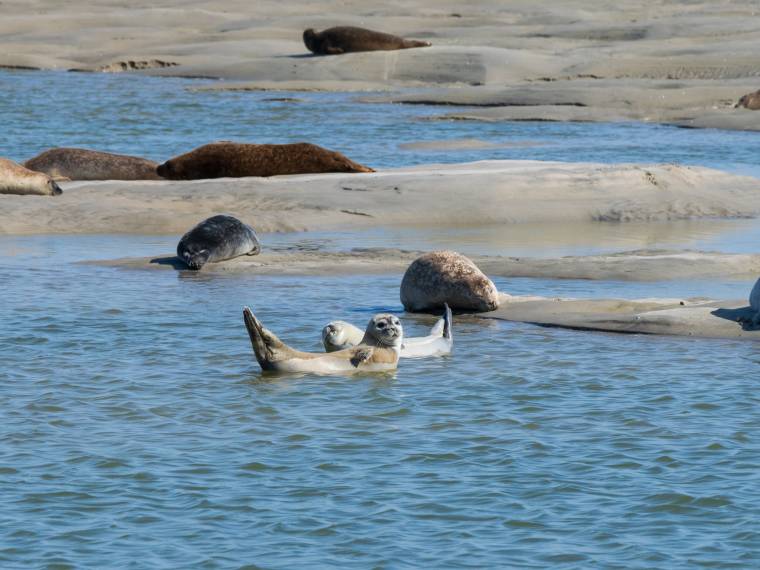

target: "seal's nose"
[51,182,63,195]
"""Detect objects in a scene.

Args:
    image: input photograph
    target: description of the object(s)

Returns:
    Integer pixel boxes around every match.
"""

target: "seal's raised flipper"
[243,307,290,370]
[442,303,453,341]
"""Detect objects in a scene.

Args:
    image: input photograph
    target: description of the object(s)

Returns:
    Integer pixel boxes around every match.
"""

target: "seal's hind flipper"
[243,307,288,370]
[442,303,453,341]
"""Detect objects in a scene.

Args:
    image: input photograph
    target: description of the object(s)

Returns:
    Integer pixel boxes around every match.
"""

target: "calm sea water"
[2,70,760,568]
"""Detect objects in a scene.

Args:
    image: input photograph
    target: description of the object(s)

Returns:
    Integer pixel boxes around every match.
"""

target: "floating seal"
[401,250,500,313]
[303,26,431,55]
[0,157,62,196]
[735,90,760,110]
[322,304,453,358]
[243,308,403,374]
[157,142,373,180]
[177,215,261,270]
[23,148,162,181]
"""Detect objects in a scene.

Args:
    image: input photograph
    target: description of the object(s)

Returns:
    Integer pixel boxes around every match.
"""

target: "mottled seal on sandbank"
[244,308,402,374]
[157,142,374,180]
[322,303,453,358]
[401,251,500,313]
[0,157,62,196]
[736,90,760,110]
[177,215,261,270]
[24,148,162,181]
[303,26,431,55]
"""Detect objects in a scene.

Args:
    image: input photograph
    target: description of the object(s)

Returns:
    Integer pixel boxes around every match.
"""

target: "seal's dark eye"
[377,322,386,329]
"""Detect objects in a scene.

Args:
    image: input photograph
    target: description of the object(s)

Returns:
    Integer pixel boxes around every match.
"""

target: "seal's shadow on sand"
[150,256,188,270]
[711,306,759,331]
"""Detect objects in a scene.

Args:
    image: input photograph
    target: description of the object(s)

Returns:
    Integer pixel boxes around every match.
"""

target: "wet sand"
[3,1,760,129]
[2,161,759,235]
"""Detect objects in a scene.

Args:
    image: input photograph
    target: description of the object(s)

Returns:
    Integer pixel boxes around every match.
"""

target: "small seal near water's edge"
[24,147,162,181]
[0,157,62,196]
[303,26,431,55]
[735,90,760,110]
[177,215,260,270]
[244,308,403,374]
[157,142,373,180]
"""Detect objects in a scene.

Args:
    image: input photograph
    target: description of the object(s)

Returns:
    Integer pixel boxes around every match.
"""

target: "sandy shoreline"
[4,1,760,129]
[2,160,759,235]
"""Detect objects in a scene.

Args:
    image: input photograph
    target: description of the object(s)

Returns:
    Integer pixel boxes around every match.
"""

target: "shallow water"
[3,70,760,568]
[2,70,760,176]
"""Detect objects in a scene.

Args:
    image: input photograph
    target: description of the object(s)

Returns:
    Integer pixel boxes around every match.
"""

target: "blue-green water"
[2,70,760,568]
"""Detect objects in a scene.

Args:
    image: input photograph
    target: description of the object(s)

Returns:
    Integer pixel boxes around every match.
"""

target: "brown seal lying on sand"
[157,142,374,180]
[24,148,162,181]
[401,251,500,313]
[735,90,760,110]
[303,26,431,55]
[0,157,62,196]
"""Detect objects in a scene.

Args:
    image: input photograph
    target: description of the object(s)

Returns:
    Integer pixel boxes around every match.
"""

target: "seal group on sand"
[303,26,431,55]
[24,148,162,181]
[0,157,62,196]
[244,308,403,373]
[157,142,374,180]
[177,215,261,270]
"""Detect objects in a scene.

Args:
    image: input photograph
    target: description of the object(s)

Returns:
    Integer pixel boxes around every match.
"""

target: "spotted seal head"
[0,157,62,196]
[177,214,261,270]
[736,90,760,110]
[303,26,431,55]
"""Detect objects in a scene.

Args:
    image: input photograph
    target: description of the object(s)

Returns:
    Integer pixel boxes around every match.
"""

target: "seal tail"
[403,39,432,48]
[442,303,453,341]
[242,307,288,370]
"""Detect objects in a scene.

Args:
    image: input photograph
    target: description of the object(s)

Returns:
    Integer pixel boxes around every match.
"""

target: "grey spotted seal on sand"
[303,26,431,55]
[735,90,760,110]
[157,142,374,180]
[177,215,260,270]
[323,304,453,358]
[0,157,62,196]
[401,251,500,313]
[244,308,403,374]
[24,148,162,181]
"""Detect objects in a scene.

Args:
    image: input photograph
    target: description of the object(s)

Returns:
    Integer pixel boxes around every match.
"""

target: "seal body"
[157,142,373,180]
[244,308,402,374]
[736,90,760,110]
[323,304,453,358]
[24,148,162,181]
[401,251,500,313]
[177,215,261,270]
[303,26,431,55]
[0,157,62,196]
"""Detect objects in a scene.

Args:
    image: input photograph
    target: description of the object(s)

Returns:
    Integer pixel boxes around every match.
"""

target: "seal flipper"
[243,307,291,370]
[349,347,373,368]
[442,303,453,341]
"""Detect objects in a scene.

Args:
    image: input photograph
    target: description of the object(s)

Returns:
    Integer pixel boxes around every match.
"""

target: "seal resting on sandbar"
[735,90,760,110]
[746,277,760,327]
[24,148,162,180]
[322,304,453,358]
[243,308,403,374]
[303,26,431,55]
[401,251,500,313]
[156,142,374,180]
[0,157,62,196]
[177,215,261,270]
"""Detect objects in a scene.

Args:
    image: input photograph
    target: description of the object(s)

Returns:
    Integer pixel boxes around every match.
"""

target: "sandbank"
[2,161,759,236]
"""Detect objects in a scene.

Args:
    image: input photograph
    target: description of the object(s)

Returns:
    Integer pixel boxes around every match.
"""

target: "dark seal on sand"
[24,148,162,181]
[303,26,431,55]
[157,142,374,180]
[177,215,261,270]
[401,250,500,313]
[735,89,760,110]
